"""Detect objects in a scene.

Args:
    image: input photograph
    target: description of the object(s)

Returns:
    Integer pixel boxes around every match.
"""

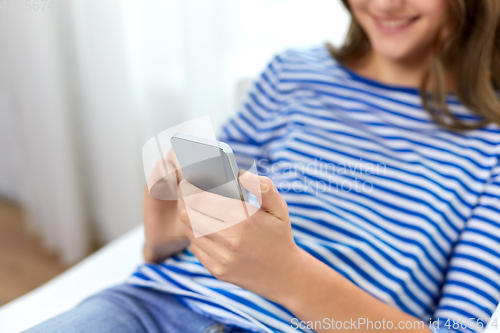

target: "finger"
[184,225,217,246]
[189,242,218,273]
[238,170,261,198]
[143,184,187,251]
[190,239,233,279]
[180,180,255,224]
[178,207,192,228]
[239,173,288,220]
[147,159,179,200]
[165,148,181,174]
[184,205,233,238]
[185,225,232,257]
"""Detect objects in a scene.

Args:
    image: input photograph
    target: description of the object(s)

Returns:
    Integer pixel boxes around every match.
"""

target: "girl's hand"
[143,149,189,263]
[143,186,189,263]
[178,172,302,301]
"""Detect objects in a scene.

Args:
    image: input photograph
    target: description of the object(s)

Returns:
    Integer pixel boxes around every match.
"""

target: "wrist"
[270,246,312,305]
[273,247,336,312]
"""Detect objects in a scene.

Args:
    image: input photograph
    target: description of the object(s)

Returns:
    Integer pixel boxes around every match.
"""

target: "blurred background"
[0,0,349,304]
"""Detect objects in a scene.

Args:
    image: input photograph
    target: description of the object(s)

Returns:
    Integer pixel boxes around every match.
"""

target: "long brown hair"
[328,0,500,130]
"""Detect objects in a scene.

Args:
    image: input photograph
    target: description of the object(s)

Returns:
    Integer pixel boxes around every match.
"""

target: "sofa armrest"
[0,225,144,333]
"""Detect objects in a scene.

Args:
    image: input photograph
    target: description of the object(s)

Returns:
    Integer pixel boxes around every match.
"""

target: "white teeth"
[378,18,412,29]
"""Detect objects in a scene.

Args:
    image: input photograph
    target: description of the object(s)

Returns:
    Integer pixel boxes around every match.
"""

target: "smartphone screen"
[171,134,248,202]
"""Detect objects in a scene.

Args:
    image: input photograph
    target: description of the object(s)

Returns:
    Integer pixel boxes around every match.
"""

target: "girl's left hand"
[178,171,302,302]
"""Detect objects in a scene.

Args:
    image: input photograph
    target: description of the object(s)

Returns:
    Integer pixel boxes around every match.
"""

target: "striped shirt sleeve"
[432,157,500,333]
[219,53,285,171]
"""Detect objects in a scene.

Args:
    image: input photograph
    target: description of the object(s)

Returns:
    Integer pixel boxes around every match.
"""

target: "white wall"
[0,0,350,262]
[67,0,145,245]
[122,0,350,141]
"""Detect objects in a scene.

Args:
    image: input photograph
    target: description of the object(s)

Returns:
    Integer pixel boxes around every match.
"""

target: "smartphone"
[170,133,248,203]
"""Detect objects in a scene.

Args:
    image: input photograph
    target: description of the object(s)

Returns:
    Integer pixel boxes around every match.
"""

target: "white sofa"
[1,225,500,333]
[0,226,144,333]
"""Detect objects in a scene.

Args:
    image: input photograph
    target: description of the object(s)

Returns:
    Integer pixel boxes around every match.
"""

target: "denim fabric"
[24,284,250,333]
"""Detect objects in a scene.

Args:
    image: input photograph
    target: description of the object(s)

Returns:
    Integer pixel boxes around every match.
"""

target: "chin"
[371,43,419,63]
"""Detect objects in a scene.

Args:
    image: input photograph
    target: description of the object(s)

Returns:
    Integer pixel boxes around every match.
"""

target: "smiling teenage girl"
[27,1,500,333]
[134,1,500,332]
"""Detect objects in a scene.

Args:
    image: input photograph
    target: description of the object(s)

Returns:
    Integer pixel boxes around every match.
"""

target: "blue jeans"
[24,284,252,333]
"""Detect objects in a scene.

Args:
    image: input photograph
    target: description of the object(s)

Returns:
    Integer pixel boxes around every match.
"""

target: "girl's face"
[348,0,449,62]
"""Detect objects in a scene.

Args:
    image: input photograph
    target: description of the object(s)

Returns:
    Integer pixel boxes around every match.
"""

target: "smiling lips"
[373,16,419,33]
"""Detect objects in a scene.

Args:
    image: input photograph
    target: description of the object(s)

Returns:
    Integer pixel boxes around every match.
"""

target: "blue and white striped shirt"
[129,46,500,333]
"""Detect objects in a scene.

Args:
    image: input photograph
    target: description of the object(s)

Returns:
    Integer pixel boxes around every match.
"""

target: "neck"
[347,50,458,93]
[350,50,431,88]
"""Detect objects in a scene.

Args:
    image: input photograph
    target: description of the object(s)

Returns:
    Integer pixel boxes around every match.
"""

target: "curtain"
[0,0,349,264]
[0,3,90,264]
[0,55,22,203]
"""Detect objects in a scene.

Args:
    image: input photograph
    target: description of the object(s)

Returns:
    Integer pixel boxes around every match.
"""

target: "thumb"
[239,171,288,221]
